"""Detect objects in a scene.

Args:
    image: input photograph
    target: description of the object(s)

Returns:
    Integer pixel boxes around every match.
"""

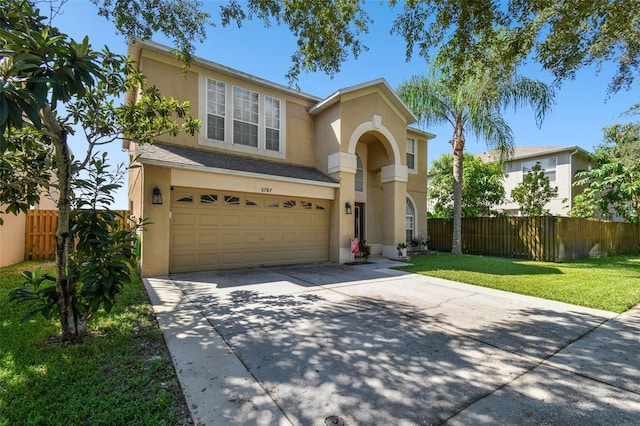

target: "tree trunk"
[451,129,465,255]
[44,105,86,341]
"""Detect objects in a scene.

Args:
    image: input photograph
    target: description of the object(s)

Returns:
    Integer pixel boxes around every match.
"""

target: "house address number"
[261,187,273,193]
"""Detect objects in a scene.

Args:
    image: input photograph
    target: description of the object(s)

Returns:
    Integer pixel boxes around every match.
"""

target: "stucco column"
[381,164,408,258]
[328,152,357,264]
[140,165,171,277]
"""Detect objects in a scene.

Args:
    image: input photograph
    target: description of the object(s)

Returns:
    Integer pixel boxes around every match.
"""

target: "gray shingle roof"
[479,146,586,163]
[136,143,339,185]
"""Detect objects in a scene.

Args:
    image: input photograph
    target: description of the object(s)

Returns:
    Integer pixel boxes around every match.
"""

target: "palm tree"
[398,72,554,254]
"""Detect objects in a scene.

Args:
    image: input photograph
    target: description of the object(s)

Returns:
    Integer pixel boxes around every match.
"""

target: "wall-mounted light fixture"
[152,187,163,205]
[345,201,352,215]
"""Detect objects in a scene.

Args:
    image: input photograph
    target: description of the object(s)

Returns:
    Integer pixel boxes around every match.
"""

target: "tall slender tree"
[398,71,554,254]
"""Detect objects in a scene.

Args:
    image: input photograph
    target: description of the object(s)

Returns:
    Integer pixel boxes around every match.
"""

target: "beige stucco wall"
[0,210,26,268]
[139,165,172,277]
[171,168,336,200]
[340,91,408,160]
[313,103,342,173]
[137,55,199,148]
[406,129,429,241]
[134,46,319,168]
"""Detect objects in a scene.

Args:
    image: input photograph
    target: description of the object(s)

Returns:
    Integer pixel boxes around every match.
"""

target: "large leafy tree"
[511,162,559,216]
[398,71,553,254]
[571,123,640,223]
[428,153,506,219]
[1,1,198,340]
[390,0,640,95]
[77,2,640,91]
[90,0,371,84]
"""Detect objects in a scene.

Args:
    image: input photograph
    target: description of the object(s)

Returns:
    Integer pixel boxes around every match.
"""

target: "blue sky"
[54,1,638,208]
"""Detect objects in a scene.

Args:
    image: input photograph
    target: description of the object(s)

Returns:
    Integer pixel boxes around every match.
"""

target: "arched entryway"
[342,115,408,260]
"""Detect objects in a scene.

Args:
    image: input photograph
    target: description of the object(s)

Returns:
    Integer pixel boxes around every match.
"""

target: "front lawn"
[0,261,191,426]
[397,253,640,313]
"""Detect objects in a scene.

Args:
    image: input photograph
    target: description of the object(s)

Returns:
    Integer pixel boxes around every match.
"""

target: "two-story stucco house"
[124,40,434,277]
[479,146,591,216]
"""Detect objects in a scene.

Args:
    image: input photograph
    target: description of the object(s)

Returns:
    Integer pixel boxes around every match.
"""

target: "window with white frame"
[265,96,280,151]
[206,79,225,141]
[355,154,364,192]
[406,138,416,170]
[406,198,415,242]
[233,87,259,147]
[522,157,557,182]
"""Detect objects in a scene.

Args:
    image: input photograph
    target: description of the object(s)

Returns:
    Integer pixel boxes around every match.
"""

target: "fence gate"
[25,210,57,261]
[24,209,131,261]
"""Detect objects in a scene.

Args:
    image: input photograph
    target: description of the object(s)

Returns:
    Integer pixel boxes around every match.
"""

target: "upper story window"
[204,78,283,156]
[265,96,280,151]
[407,138,416,170]
[206,79,226,141]
[233,87,259,147]
[522,157,557,182]
[355,154,364,192]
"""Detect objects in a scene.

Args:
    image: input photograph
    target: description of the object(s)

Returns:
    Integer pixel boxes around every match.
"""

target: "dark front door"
[354,203,365,241]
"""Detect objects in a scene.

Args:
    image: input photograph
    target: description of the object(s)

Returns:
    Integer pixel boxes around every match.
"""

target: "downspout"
[568,149,579,212]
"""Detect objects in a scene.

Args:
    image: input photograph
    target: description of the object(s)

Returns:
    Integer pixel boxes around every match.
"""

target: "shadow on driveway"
[147,262,640,425]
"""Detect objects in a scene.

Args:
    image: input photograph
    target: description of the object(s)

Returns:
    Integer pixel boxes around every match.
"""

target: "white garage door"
[169,187,330,273]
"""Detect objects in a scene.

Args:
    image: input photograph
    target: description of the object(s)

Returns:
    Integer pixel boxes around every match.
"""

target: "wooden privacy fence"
[25,209,131,261]
[427,216,640,262]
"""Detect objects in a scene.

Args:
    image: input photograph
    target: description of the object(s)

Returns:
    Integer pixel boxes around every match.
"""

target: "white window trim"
[405,195,418,242]
[232,86,260,149]
[407,137,417,174]
[355,153,364,193]
[205,78,226,143]
[264,95,281,153]
[198,76,286,159]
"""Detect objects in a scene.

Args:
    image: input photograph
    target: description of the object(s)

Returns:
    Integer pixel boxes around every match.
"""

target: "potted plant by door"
[397,242,407,257]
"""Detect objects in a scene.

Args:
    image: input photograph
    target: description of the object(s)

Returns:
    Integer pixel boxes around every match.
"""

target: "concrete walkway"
[144,258,640,425]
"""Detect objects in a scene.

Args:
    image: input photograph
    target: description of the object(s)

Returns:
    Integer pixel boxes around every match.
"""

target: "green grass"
[397,253,640,313]
[0,261,190,426]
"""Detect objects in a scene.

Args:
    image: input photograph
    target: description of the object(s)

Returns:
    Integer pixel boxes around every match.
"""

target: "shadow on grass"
[0,277,189,426]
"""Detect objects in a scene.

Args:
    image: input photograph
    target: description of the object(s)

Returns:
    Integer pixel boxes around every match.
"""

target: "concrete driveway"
[144,258,640,425]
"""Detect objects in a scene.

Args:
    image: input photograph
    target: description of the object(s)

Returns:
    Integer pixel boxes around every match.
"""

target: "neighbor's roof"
[135,143,339,187]
[479,146,590,163]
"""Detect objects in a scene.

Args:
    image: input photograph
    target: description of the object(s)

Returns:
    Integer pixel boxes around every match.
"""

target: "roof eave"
[137,157,340,188]
[130,39,321,103]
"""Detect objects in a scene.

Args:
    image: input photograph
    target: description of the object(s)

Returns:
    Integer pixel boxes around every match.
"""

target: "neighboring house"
[479,146,591,216]
[125,40,435,276]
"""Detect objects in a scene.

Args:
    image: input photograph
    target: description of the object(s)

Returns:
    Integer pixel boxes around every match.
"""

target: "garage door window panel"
[200,194,218,204]
[224,195,240,205]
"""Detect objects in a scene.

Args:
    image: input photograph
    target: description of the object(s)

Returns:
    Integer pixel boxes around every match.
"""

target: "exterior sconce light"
[152,187,163,205]
[345,202,352,215]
